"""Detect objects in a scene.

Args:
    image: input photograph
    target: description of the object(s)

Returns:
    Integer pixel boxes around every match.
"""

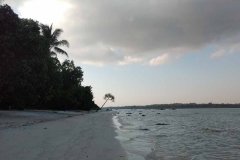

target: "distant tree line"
[0,4,99,110]
[109,103,240,109]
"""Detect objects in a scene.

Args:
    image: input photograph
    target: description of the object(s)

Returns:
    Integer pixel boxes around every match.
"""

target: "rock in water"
[156,123,168,125]
[140,128,149,131]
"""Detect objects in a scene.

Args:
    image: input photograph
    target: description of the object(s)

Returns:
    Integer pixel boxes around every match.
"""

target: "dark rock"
[156,123,168,125]
[140,128,149,131]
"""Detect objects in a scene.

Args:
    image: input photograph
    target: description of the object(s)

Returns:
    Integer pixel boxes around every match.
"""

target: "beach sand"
[0,110,127,160]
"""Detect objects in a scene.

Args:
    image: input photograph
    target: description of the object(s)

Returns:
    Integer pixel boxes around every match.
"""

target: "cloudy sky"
[6,0,240,106]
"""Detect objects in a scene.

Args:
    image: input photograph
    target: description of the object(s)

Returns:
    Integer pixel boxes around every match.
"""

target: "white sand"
[0,111,127,160]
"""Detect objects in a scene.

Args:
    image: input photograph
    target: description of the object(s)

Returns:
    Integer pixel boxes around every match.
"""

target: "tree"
[81,86,95,111]
[0,5,50,109]
[40,23,69,57]
[100,93,115,109]
[0,5,99,111]
[57,60,83,109]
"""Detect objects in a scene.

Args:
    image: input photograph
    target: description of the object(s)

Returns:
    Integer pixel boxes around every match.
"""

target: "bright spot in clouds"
[19,0,71,25]
[149,54,180,65]
[210,50,225,59]
[119,56,142,65]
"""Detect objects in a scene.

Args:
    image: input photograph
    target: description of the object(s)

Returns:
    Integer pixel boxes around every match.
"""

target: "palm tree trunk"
[96,98,109,112]
[101,99,109,109]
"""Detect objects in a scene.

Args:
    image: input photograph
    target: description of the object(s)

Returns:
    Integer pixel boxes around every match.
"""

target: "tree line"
[0,4,99,110]
[109,103,240,109]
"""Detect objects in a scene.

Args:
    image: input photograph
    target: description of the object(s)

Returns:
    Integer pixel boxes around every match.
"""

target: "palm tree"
[96,93,115,111]
[40,23,69,57]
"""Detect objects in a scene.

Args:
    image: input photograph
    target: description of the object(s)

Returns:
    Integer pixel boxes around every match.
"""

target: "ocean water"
[113,108,240,160]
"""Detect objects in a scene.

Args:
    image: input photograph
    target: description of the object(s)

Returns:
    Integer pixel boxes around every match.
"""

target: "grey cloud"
[9,0,240,65]
[64,0,240,65]
[68,44,124,66]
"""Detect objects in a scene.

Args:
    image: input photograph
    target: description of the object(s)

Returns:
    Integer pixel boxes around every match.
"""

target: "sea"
[113,108,240,160]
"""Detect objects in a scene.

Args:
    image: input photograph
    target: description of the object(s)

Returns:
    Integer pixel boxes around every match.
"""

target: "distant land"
[106,103,240,109]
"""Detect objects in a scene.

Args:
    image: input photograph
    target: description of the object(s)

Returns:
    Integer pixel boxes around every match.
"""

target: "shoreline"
[0,110,127,160]
[113,113,146,160]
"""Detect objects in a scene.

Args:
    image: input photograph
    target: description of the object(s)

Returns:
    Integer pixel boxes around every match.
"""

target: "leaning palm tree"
[96,93,115,111]
[40,23,69,57]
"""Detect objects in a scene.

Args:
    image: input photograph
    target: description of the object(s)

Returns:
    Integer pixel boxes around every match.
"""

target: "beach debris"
[44,128,47,129]
[126,113,132,114]
[157,113,161,114]
[142,115,145,116]
[156,123,168,125]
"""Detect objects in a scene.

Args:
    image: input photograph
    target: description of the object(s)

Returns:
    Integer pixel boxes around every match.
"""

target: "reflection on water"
[114,109,240,160]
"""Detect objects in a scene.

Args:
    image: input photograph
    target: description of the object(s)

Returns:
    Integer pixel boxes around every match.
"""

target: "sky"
[5,0,240,107]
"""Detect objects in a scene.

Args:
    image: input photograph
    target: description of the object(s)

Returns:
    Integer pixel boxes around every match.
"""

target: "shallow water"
[114,108,240,160]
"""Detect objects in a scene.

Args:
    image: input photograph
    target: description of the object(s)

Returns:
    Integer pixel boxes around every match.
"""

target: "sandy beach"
[0,110,127,160]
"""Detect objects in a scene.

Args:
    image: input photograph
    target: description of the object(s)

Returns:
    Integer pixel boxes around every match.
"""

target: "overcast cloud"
[9,0,240,65]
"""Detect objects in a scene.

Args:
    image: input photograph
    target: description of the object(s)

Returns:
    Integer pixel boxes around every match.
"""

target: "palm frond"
[40,23,52,39]
[52,29,63,39]
[50,23,53,32]
[50,29,63,45]
[54,40,69,47]
[54,47,68,57]
[50,51,57,57]
[40,23,69,57]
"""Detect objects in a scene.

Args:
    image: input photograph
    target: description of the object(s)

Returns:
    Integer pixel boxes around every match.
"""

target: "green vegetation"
[0,4,99,110]
[40,23,69,57]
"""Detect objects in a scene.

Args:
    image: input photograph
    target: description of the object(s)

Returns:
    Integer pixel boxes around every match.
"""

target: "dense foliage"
[0,5,99,110]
